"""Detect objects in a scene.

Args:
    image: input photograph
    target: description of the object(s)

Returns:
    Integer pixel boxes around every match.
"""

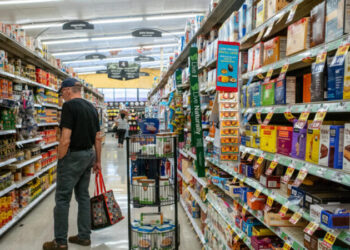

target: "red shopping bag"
[90,170,124,230]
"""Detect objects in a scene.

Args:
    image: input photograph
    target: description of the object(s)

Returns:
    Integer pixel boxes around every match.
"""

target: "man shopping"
[43,78,102,250]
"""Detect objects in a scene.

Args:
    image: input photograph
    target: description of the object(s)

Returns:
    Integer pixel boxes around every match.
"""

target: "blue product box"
[245,164,254,177]
[248,83,254,107]
[329,125,344,169]
[290,186,306,207]
[239,4,247,39]
[328,63,344,100]
[275,79,286,105]
[241,85,247,108]
[321,209,350,229]
[242,220,262,236]
[252,82,261,107]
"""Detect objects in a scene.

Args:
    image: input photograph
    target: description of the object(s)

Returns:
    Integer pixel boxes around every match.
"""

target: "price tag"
[234,235,240,243]
[304,221,319,236]
[279,205,289,217]
[309,107,328,130]
[241,152,247,159]
[255,28,266,43]
[240,179,244,186]
[265,160,278,176]
[322,232,337,248]
[277,63,289,81]
[233,177,238,183]
[282,164,295,184]
[264,68,274,83]
[264,21,275,38]
[263,109,274,125]
[286,4,298,24]
[293,168,308,187]
[256,156,264,165]
[284,111,296,123]
[294,109,311,129]
[257,73,265,80]
[242,205,247,216]
[331,44,350,67]
[266,196,274,207]
[254,189,261,198]
[289,210,302,224]
[247,154,255,162]
[283,242,292,250]
[256,112,262,124]
[316,167,327,177]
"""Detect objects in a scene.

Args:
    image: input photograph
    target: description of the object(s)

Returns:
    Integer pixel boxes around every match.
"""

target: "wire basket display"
[129,135,174,159]
[131,226,176,250]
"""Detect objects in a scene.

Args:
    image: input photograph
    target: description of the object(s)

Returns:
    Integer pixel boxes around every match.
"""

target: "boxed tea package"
[261,80,275,106]
[325,0,350,43]
[286,17,310,56]
[252,82,262,107]
[275,76,296,105]
[239,3,247,39]
[260,125,277,153]
[248,83,254,107]
[319,125,331,167]
[277,126,293,156]
[310,1,326,48]
[239,51,248,74]
[248,48,254,72]
[291,123,308,160]
[329,125,344,169]
[286,76,296,104]
[246,0,255,34]
[311,62,327,102]
[266,0,289,20]
[328,55,347,100]
[241,85,247,108]
[253,42,264,70]
[256,0,267,27]
[303,73,312,103]
[343,123,350,172]
[263,36,287,66]
[305,128,321,164]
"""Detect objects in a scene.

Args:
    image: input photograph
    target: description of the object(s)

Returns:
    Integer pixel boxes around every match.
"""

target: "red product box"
[259,175,280,189]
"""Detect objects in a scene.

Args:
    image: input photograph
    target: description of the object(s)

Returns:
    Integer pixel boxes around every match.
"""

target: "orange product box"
[266,0,289,20]
[303,73,312,103]
[286,17,310,56]
[260,125,277,153]
[263,36,287,66]
[247,192,267,211]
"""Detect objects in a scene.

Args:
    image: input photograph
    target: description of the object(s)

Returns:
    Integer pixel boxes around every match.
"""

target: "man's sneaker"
[68,235,91,246]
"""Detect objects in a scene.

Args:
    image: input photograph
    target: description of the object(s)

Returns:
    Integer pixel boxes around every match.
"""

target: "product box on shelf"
[247,192,266,210]
[246,0,255,34]
[260,125,277,153]
[277,126,293,156]
[311,62,327,102]
[310,1,326,48]
[248,83,254,107]
[242,219,262,236]
[248,48,254,72]
[261,80,275,106]
[252,42,264,70]
[304,229,326,250]
[239,51,248,74]
[252,225,274,237]
[320,204,350,229]
[303,73,312,103]
[328,54,347,100]
[239,3,247,39]
[266,0,289,20]
[251,125,261,137]
[319,125,331,167]
[325,0,350,43]
[263,36,287,66]
[290,123,308,160]
[344,51,350,99]
[256,0,267,27]
[275,77,296,105]
[328,125,344,169]
[260,175,280,189]
[304,191,350,211]
[264,211,306,227]
[252,82,262,107]
[305,128,321,164]
[343,123,350,172]
[286,17,310,56]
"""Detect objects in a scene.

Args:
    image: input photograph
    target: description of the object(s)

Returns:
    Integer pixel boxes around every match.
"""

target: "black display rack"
[126,134,179,250]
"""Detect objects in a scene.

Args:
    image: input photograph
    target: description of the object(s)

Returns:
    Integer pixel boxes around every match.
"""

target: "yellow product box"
[251,125,261,137]
[344,49,350,99]
[305,128,320,164]
[266,0,289,20]
[256,0,267,27]
[260,125,277,153]
[245,136,253,147]
[245,124,251,136]
[252,137,260,149]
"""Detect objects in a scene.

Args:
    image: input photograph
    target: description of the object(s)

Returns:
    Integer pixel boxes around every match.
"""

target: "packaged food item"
[286,17,310,56]
[256,0,266,27]
[320,203,350,229]
[291,123,308,160]
[311,62,326,102]
[239,3,247,39]
[303,73,312,103]
[246,0,255,34]
[239,51,248,74]
[252,42,264,70]
[247,192,266,210]
[343,123,350,172]
[305,128,321,164]
[319,125,331,167]
[304,229,326,250]
[277,126,293,156]
[325,0,350,43]
[260,175,280,189]
[252,82,262,107]
[266,0,289,20]
[344,51,350,99]
[310,2,326,47]
[261,80,275,106]
[263,36,287,66]
[328,54,347,100]
[260,125,277,153]
[329,125,344,169]
[140,212,163,226]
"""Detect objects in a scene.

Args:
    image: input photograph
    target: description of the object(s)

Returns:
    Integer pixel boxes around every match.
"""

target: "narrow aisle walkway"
[0,135,201,250]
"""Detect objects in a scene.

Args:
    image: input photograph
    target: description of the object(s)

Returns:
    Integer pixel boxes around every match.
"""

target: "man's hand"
[93,162,102,174]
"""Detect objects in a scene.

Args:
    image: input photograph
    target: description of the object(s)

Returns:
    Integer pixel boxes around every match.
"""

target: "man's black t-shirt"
[60,98,100,151]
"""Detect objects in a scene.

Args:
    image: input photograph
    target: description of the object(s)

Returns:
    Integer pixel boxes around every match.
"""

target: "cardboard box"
[261,80,275,106]
[256,0,266,27]
[263,36,287,66]
[328,54,347,100]
[304,191,350,210]
[344,51,350,99]
[251,125,261,137]
[247,192,266,210]
[304,230,326,250]
[260,175,280,189]
[286,76,296,104]
[305,128,321,164]
[264,211,306,227]
[325,0,350,43]
[303,73,312,103]
[277,126,293,156]
[290,126,308,160]
[260,125,277,153]
[286,17,310,56]
[266,0,289,20]
[329,125,344,169]
[252,82,261,107]
[319,125,331,167]
[252,42,264,70]
[310,1,326,48]
[343,124,350,172]
[247,83,254,107]
[239,4,247,39]
[311,62,326,102]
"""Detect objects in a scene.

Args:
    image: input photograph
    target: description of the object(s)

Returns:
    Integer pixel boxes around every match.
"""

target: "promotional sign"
[63,20,94,30]
[216,41,240,92]
[132,28,162,37]
[189,47,205,177]
[107,62,140,80]
[309,107,328,130]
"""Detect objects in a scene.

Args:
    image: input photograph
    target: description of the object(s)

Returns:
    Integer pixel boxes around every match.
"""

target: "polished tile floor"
[0,135,202,250]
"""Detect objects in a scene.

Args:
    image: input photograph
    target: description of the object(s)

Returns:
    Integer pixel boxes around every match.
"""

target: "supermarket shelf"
[206,157,350,247]
[35,162,57,177]
[14,155,42,169]
[42,103,59,109]
[207,193,253,249]
[240,145,350,187]
[206,220,231,250]
[242,34,349,80]
[34,104,42,108]
[16,137,42,147]
[41,141,59,150]
[0,130,16,135]
[187,168,207,187]
[38,122,59,127]
[179,197,206,245]
[177,169,190,183]
[148,0,244,98]
[0,158,17,168]
[0,184,17,197]
[242,99,350,114]
[199,58,217,72]
[187,187,207,213]
[0,183,56,237]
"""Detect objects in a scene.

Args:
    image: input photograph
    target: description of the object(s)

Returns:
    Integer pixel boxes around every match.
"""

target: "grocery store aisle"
[0,135,201,250]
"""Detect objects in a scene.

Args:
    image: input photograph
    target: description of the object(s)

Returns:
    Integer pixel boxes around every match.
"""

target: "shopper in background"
[116,112,128,148]
[43,78,102,250]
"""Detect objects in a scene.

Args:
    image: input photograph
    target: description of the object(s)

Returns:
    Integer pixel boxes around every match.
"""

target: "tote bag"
[90,170,124,230]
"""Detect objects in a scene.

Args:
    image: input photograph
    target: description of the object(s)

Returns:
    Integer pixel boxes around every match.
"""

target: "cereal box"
[291,125,307,160]
[319,125,331,167]
[260,125,277,153]
[277,126,293,156]
[305,128,321,164]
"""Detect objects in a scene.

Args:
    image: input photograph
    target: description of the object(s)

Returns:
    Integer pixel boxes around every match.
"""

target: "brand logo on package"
[107,62,140,80]
[63,20,94,30]
[132,29,162,37]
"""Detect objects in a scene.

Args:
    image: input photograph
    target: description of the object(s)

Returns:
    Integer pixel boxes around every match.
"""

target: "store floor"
[0,135,201,250]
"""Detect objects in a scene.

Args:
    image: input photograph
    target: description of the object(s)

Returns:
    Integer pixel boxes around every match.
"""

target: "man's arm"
[58,128,72,159]
[93,131,103,173]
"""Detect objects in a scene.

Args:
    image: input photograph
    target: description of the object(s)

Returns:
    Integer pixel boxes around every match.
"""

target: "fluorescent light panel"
[90,17,143,24]
[142,43,178,49]
[43,38,89,45]
[146,13,199,21]
[21,23,62,29]
[91,35,132,41]
[78,71,97,75]
[52,50,96,56]
[0,0,60,5]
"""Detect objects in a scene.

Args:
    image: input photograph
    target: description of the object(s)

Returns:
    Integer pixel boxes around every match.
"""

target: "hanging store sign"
[134,55,155,62]
[86,53,106,60]
[189,47,205,177]
[216,41,240,92]
[132,28,162,37]
[139,72,150,77]
[107,61,140,80]
[63,20,94,30]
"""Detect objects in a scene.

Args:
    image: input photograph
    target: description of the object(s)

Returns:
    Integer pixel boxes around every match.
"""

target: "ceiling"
[0,0,210,73]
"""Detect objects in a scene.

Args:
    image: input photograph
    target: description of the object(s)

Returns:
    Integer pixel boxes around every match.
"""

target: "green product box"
[261,80,275,106]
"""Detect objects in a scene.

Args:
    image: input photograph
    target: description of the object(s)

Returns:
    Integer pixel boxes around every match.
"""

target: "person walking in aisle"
[43,78,102,250]
[115,112,128,148]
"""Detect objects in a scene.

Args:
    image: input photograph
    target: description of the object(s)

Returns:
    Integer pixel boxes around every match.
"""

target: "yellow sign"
[254,189,261,198]
[279,205,289,217]
[266,196,274,207]
[322,232,337,248]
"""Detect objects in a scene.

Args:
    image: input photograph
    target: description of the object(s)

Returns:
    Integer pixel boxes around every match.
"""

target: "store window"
[115,88,126,102]
[139,89,150,101]
[103,88,114,102]
[126,89,138,101]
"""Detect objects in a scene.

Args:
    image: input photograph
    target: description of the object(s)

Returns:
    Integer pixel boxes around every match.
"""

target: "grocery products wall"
[149,0,350,249]
[0,25,105,235]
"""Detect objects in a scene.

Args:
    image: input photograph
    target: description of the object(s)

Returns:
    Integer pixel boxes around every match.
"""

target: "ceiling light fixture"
[21,22,62,29]
[74,65,107,71]
[163,31,184,36]
[43,38,89,45]
[90,17,143,24]
[96,46,140,53]
[146,13,200,21]
[91,35,133,41]
[142,43,178,49]
[0,0,60,5]
[52,49,96,56]
[77,71,97,75]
